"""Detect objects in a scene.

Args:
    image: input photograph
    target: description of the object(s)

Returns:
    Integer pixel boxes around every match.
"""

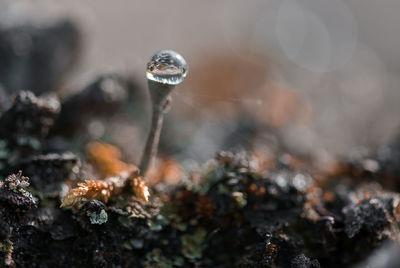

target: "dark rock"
[13,152,80,194]
[0,20,80,94]
[0,91,60,153]
[291,254,320,268]
[0,83,11,113]
[52,74,131,137]
[343,197,395,238]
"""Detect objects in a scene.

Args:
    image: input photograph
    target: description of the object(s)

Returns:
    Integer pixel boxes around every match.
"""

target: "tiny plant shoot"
[140,50,188,175]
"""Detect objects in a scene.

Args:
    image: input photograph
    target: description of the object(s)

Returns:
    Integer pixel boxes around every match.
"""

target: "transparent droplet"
[146,50,188,85]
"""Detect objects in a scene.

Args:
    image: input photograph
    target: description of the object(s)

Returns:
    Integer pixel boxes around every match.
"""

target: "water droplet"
[146,50,188,85]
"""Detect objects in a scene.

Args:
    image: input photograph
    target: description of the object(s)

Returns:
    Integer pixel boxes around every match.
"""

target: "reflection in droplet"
[146,50,188,85]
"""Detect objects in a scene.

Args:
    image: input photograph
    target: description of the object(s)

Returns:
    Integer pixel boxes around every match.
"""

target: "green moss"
[181,228,206,261]
[0,240,13,252]
[16,136,40,150]
[144,248,173,268]
[118,216,134,227]
[217,184,229,194]
[123,239,144,250]
[232,191,247,208]
[149,204,187,232]
[0,239,14,266]
[172,256,184,267]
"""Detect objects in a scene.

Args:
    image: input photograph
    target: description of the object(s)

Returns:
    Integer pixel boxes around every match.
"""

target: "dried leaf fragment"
[61,142,151,208]
[61,174,151,208]
[132,177,150,202]
[60,177,125,208]
[86,141,137,177]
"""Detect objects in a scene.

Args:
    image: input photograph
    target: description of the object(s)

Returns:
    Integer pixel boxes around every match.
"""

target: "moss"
[0,239,14,266]
[16,136,41,150]
[123,239,144,250]
[144,248,173,268]
[181,228,206,261]
[149,203,187,232]
[232,191,247,208]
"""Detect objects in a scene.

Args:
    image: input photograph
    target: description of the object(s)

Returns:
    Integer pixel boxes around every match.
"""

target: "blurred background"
[1,0,400,172]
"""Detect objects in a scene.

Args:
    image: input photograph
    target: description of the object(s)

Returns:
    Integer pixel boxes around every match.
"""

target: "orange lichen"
[248,183,258,193]
[257,186,266,196]
[60,176,125,208]
[86,141,137,177]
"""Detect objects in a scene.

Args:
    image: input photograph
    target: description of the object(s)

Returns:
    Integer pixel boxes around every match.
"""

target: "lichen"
[87,209,108,225]
[2,171,33,198]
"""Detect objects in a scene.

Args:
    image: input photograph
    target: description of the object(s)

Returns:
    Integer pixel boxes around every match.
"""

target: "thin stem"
[140,80,174,175]
[140,106,164,175]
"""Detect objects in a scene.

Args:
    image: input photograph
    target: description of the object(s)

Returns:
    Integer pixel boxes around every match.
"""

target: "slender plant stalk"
[140,106,164,174]
[140,80,173,175]
[140,50,187,176]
